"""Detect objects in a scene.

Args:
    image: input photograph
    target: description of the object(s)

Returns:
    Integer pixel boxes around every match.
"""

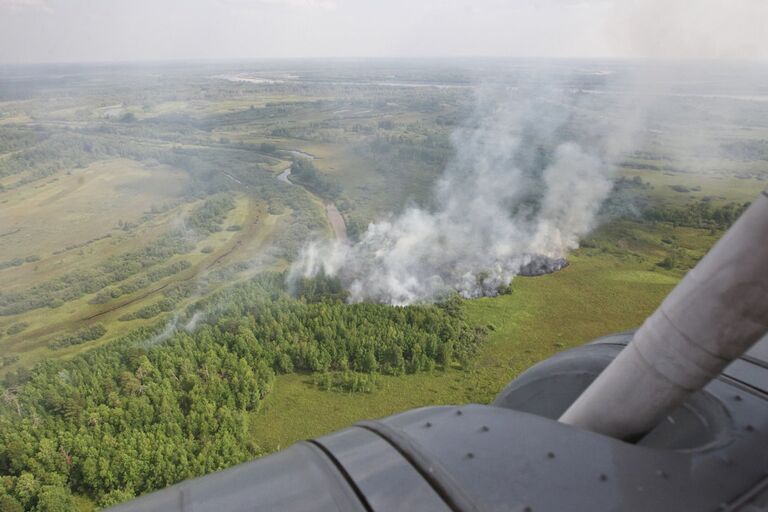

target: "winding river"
[276,153,348,243]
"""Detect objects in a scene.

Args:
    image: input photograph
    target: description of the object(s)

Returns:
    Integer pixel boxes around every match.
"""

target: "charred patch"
[518,256,569,276]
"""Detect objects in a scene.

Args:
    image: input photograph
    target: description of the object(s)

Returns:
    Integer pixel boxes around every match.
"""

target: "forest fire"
[518,256,569,276]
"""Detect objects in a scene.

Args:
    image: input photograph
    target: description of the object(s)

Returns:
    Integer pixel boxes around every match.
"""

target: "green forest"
[0,274,485,510]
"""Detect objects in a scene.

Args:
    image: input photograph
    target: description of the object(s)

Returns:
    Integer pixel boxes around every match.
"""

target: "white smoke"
[139,314,179,348]
[138,310,202,349]
[184,311,205,332]
[290,81,630,305]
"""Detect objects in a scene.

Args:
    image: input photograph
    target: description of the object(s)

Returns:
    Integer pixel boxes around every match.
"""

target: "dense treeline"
[89,261,192,305]
[184,196,235,234]
[289,159,341,199]
[0,196,232,316]
[368,133,451,166]
[291,272,348,303]
[598,176,653,219]
[118,297,177,321]
[48,325,107,350]
[1,324,272,510]
[0,132,98,183]
[0,125,264,194]
[644,200,750,230]
[118,281,196,322]
[0,274,485,508]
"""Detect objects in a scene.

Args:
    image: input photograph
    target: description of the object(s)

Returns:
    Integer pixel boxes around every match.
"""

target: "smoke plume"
[291,79,632,305]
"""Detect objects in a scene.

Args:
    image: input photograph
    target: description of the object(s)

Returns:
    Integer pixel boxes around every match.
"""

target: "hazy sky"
[0,0,766,64]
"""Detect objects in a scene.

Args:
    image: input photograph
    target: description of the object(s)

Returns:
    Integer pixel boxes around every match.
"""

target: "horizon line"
[2,55,767,68]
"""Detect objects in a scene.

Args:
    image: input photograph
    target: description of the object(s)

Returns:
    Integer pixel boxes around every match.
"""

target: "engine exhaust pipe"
[560,189,768,440]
